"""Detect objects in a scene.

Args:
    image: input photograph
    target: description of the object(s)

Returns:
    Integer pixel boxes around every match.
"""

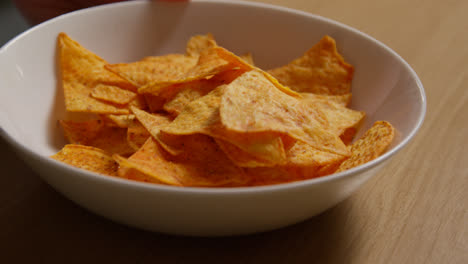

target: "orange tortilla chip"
[161,69,244,116]
[60,119,103,143]
[214,46,300,98]
[100,114,135,128]
[243,166,308,186]
[60,119,134,156]
[300,92,363,144]
[286,141,347,167]
[58,32,135,114]
[215,138,285,167]
[220,70,349,157]
[113,139,182,186]
[161,86,288,166]
[115,164,166,184]
[91,84,137,105]
[105,54,197,87]
[126,119,151,151]
[143,93,166,113]
[185,33,217,57]
[51,144,118,176]
[127,94,147,110]
[130,105,198,156]
[313,101,365,141]
[336,121,395,172]
[163,86,207,116]
[268,35,354,95]
[240,52,255,66]
[137,47,236,95]
[300,92,352,107]
[114,136,248,187]
[130,106,172,138]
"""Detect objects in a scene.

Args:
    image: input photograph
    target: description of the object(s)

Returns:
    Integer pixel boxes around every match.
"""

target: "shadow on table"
[0,137,361,264]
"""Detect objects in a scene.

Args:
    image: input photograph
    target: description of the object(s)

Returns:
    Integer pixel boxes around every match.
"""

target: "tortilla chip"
[143,93,166,113]
[60,119,103,143]
[60,119,134,156]
[113,139,182,186]
[51,144,118,176]
[240,52,255,66]
[115,164,166,184]
[114,136,248,187]
[105,54,197,87]
[286,141,347,167]
[220,70,350,156]
[128,94,147,109]
[268,35,354,95]
[130,106,171,137]
[300,92,352,107]
[161,69,244,116]
[243,166,308,186]
[100,114,135,128]
[58,32,134,114]
[126,120,151,151]
[336,121,395,172]
[137,47,235,95]
[214,46,300,98]
[340,127,358,146]
[161,86,288,166]
[163,87,207,116]
[185,33,217,57]
[91,84,137,105]
[312,100,365,142]
[160,79,220,116]
[215,138,285,167]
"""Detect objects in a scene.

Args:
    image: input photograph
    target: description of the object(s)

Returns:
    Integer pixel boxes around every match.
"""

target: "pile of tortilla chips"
[51,32,395,187]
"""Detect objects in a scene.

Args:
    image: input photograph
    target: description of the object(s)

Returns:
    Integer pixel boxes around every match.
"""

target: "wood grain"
[1,0,467,263]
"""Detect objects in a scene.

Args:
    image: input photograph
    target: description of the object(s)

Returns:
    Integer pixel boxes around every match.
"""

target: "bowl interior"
[0,0,425,175]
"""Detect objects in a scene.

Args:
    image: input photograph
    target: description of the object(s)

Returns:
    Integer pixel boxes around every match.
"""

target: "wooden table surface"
[1,0,467,263]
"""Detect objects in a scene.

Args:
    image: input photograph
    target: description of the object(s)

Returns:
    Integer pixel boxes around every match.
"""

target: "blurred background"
[0,0,29,46]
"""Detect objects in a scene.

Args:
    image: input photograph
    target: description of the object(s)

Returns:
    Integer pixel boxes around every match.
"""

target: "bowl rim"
[0,0,426,194]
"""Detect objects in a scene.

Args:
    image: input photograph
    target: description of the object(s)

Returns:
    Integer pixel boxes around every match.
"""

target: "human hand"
[14,0,187,25]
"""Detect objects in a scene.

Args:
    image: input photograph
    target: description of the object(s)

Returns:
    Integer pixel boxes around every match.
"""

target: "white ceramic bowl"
[0,0,425,236]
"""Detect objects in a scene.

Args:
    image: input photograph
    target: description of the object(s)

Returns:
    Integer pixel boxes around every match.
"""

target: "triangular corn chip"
[304,99,365,144]
[214,46,300,98]
[129,106,175,153]
[130,106,172,139]
[243,166,308,186]
[51,144,118,176]
[300,92,352,107]
[58,32,135,114]
[268,35,354,95]
[113,139,182,186]
[126,119,151,151]
[137,47,237,95]
[240,52,255,66]
[162,86,208,116]
[185,33,217,57]
[215,138,285,167]
[161,86,288,166]
[105,54,197,87]
[286,141,347,167]
[220,70,350,156]
[100,114,135,128]
[336,121,395,172]
[60,119,134,156]
[114,136,248,187]
[91,84,137,105]
[162,70,244,115]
